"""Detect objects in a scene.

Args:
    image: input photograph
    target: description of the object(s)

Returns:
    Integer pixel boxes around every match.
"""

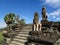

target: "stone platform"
[28,31,60,45]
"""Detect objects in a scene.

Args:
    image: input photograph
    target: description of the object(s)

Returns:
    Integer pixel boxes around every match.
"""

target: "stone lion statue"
[42,7,47,20]
[33,12,42,31]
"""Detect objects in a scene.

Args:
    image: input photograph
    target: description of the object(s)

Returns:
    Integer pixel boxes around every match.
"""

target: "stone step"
[54,39,60,45]
[23,26,32,28]
[14,30,20,32]
[9,43,24,45]
[18,32,29,34]
[23,28,32,30]
[28,43,35,45]
[9,26,32,45]
[9,41,25,45]
[14,28,19,29]
[14,36,27,40]
[17,34,29,37]
[12,38,27,43]
[21,29,32,32]
[20,31,31,32]
[22,28,32,30]
[23,28,32,29]
[17,34,30,37]
[18,31,29,34]
[19,31,29,33]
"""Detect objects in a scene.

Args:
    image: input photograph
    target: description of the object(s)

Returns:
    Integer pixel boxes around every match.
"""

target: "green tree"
[20,19,25,26]
[4,13,16,30]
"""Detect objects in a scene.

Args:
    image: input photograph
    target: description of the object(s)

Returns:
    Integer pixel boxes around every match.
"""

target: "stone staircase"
[9,25,32,45]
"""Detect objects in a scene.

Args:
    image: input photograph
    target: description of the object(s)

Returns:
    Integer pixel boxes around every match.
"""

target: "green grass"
[0,33,4,43]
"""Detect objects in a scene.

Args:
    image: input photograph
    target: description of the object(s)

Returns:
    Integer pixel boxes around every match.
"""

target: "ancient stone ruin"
[28,7,60,45]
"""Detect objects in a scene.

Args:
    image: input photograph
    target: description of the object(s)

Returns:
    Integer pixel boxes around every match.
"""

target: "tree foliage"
[4,13,16,30]
[20,19,25,26]
[4,13,25,30]
[4,13,16,25]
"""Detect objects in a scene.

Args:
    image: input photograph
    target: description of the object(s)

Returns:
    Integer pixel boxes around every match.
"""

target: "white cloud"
[45,0,60,4]
[46,13,49,17]
[49,10,60,16]
[47,9,60,21]
[56,18,60,21]
[22,16,28,19]
[44,0,60,8]
[53,16,56,19]
[41,0,60,21]
[47,9,60,19]
[0,22,7,28]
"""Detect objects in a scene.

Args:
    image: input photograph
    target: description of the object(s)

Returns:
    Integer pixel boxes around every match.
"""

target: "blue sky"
[0,0,60,28]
